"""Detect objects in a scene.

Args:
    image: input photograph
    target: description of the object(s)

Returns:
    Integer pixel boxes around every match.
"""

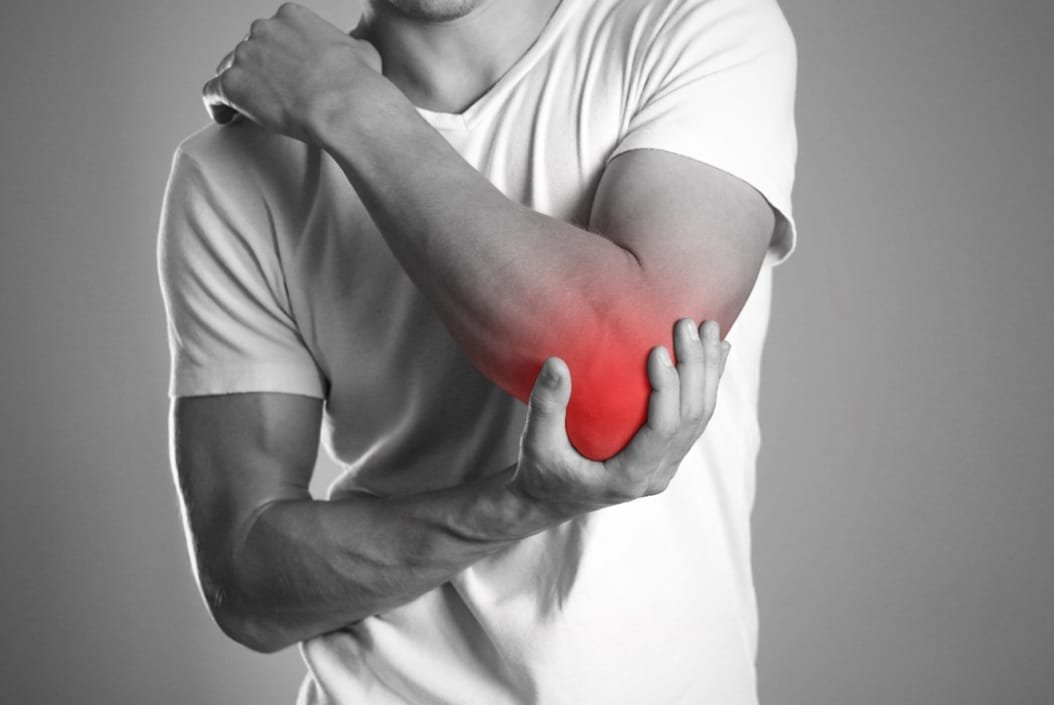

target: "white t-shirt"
[157,0,797,701]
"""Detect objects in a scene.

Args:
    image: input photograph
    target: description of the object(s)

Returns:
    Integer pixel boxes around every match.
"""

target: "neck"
[357,0,562,114]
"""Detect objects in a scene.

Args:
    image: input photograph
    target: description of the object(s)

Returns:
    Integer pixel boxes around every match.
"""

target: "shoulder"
[160,122,329,270]
[599,0,795,55]
[573,0,795,88]
[175,120,309,172]
[170,121,323,211]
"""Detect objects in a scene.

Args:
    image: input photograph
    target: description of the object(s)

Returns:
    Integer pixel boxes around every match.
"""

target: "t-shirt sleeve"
[607,0,799,266]
[157,144,327,399]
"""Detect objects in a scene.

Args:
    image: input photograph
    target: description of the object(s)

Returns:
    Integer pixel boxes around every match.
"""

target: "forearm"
[221,463,573,652]
[324,83,646,344]
[319,80,697,458]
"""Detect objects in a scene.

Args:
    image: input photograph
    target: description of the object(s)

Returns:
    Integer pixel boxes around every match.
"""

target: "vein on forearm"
[229,466,555,632]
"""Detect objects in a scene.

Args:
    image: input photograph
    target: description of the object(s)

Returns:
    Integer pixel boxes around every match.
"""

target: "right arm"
[174,392,552,654]
[172,318,728,654]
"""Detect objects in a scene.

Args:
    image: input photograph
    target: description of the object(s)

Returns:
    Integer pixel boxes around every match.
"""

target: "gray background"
[1,0,1050,702]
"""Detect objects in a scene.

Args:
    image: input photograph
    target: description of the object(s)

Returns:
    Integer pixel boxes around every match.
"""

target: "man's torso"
[168,0,796,701]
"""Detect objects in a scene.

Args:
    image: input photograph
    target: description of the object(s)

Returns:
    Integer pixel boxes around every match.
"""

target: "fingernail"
[540,360,561,387]
[658,346,673,367]
[683,319,699,341]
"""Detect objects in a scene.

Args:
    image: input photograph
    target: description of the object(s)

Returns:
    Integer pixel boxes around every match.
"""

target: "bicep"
[589,148,774,334]
[170,392,322,595]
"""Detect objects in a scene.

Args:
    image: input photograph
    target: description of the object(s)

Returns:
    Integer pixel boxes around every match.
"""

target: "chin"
[379,0,488,22]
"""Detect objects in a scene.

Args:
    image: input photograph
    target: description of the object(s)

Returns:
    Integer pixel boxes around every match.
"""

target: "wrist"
[468,464,578,542]
[308,70,413,152]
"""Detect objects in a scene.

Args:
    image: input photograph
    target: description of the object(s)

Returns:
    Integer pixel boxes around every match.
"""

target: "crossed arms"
[168,3,775,652]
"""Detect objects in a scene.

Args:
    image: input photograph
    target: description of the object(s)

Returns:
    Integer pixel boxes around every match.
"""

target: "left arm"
[205,3,773,459]
[323,95,771,460]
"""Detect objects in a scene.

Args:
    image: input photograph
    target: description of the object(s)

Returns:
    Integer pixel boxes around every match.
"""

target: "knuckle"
[219,67,242,93]
[215,50,232,74]
[249,18,270,37]
[276,2,300,17]
[232,40,250,63]
[527,395,559,416]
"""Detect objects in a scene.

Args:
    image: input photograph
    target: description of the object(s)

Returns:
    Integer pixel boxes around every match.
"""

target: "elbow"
[559,315,655,460]
[488,270,737,459]
[208,594,295,654]
[222,619,291,654]
[556,291,733,461]
[564,362,650,460]
[196,561,296,653]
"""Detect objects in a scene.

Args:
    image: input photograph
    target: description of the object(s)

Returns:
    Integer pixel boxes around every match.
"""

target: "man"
[157,0,797,701]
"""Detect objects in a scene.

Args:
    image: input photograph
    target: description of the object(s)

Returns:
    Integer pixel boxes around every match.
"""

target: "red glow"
[498,308,682,461]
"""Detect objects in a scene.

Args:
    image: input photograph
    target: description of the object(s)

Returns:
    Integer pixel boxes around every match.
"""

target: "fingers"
[202,73,242,125]
[218,14,270,75]
[204,36,250,125]
[602,319,730,498]
[206,59,238,124]
[671,318,726,423]
[645,344,680,438]
[626,320,725,452]
[216,49,234,75]
[604,344,676,484]
[674,318,703,421]
[205,22,259,124]
[699,319,722,420]
[521,357,573,456]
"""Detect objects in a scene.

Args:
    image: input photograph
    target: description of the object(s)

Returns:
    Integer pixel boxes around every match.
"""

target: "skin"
[177,0,773,651]
[175,323,727,652]
[204,1,770,457]
[353,0,564,111]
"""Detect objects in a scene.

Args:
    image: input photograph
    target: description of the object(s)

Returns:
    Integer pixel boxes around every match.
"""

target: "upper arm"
[550,151,775,461]
[158,137,328,400]
[589,148,774,335]
[561,0,798,458]
[592,0,799,303]
[170,392,321,620]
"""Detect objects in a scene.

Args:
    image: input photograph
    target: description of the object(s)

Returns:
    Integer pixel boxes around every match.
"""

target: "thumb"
[521,357,572,452]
